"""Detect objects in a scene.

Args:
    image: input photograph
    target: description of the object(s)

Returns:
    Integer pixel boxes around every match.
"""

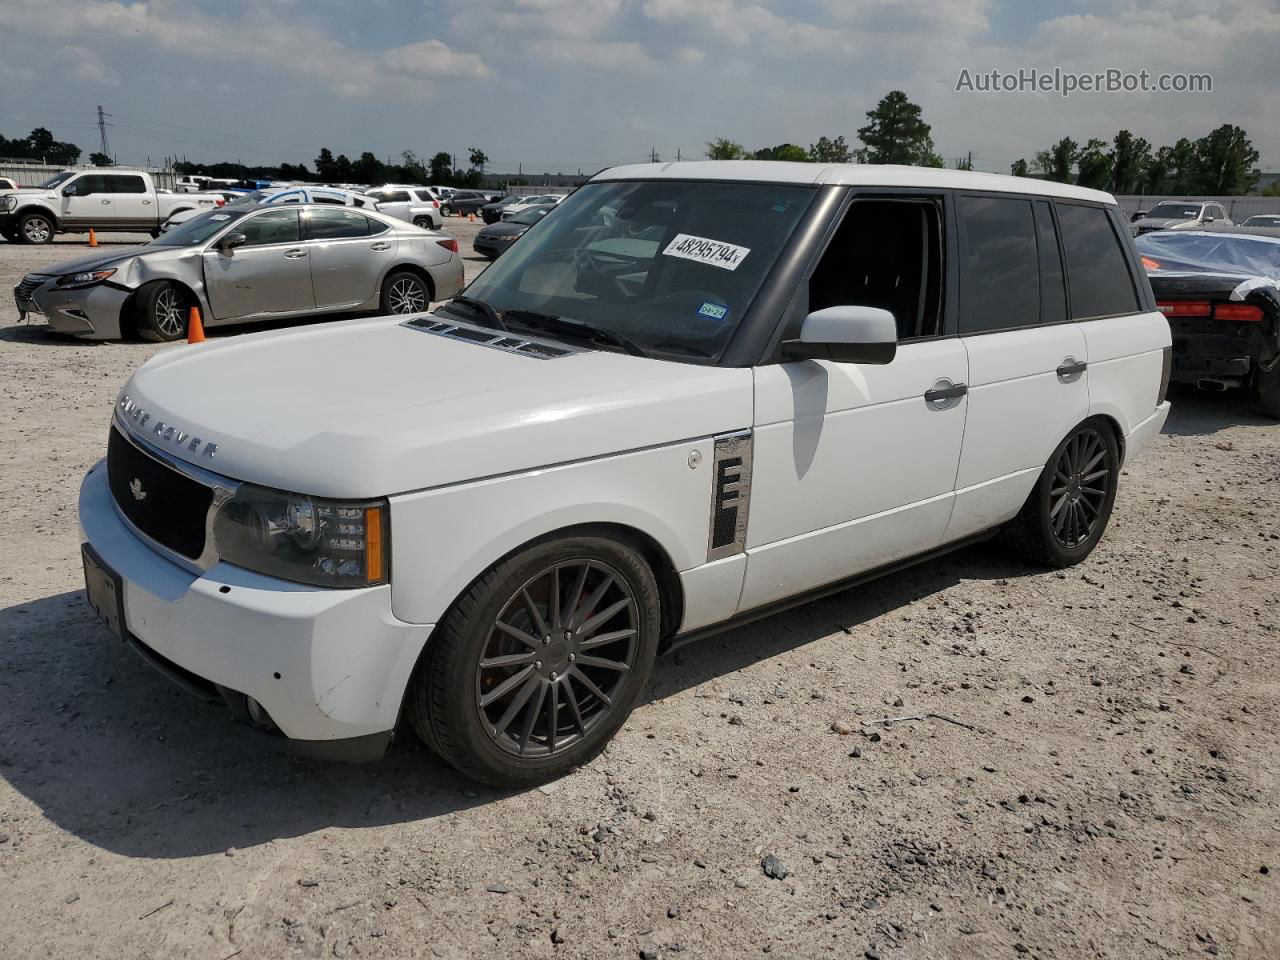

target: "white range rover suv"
[78,162,1171,785]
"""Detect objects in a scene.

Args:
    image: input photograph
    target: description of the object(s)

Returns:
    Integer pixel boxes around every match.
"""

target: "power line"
[96,105,111,158]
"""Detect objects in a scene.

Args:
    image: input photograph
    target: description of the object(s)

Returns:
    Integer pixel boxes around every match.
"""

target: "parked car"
[1130,200,1232,236]
[0,170,224,243]
[443,191,490,217]
[1242,215,1280,228]
[472,204,555,258]
[160,185,378,232]
[365,185,443,229]
[76,162,1169,785]
[0,177,18,192]
[500,194,565,220]
[1135,226,1280,415]
[480,196,522,224]
[15,203,463,341]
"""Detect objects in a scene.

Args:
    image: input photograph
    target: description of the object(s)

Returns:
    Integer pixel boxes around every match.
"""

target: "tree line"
[708,90,1269,196]
[175,146,491,187]
[0,128,82,166]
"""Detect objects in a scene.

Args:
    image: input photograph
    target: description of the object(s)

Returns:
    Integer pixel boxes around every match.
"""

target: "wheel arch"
[120,277,205,340]
[14,205,58,231]
[382,262,436,304]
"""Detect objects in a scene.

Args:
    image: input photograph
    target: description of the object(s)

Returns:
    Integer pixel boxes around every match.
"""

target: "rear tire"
[413,216,432,230]
[405,534,661,787]
[999,419,1120,567]
[135,282,189,342]
[18,211,54,244]
[1254,361,1280,420]
[380,270,430,315]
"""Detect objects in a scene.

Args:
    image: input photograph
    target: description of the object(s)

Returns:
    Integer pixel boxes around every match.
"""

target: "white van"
[78,162,1171,785]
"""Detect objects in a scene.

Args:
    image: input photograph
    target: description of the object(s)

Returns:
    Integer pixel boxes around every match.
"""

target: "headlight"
[57,268,116,289]
[1,196,15,212]
[213,484,389,588]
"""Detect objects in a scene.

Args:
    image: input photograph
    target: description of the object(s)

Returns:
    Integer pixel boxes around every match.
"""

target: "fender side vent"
[707,432,753,562]
[403,316,575,359]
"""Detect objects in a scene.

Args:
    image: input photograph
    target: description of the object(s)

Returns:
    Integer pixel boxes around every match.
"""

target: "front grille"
[15,275,46,299]
[108,426,213,560]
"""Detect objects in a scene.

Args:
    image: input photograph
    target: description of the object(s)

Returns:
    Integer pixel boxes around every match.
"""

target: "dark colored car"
[444,191,491,217]
[1136,226,1280,416]
[480,196,522,224]
[472,204,554,259]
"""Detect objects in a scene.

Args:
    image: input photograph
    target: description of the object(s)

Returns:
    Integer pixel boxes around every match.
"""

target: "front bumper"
[15,275,130,339]
[78,462,433,759]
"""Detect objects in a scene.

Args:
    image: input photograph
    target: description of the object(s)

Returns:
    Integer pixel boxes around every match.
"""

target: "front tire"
[1000,420,1120,567]
[406,534,661,787]
[380,270,430,315]
[19,211,54,244]
[135,282,189,342]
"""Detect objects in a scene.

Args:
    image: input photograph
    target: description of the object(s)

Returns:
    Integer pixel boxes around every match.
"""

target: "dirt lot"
[0,224,1277,960]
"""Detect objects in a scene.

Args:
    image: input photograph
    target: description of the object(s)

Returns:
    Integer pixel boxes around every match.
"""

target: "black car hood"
[478,222,530,239]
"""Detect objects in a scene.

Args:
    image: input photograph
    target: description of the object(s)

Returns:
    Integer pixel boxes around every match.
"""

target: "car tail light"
[1156,301,1211,317]
[215,198,226,207]
[436,238,458,253]
[1140,256,1161,271]
[1213,303,1264,323]
[433,200,440,208]
[1158,346,1172,405]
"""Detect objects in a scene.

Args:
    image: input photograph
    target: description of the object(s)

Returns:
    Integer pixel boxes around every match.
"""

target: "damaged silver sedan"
[13,203,464,341]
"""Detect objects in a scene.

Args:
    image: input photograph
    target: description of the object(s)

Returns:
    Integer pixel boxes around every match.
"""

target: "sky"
[1,0,1276,176]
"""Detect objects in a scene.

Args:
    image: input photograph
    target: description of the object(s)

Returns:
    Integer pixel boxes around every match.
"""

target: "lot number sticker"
[663,234,750,271]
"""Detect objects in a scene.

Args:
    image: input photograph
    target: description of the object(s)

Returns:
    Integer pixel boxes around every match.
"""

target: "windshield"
[1147,203,1201,219]
[458,179,815,362]
[510,207,551,226]
[151,208,245,246]
[1136,231,1280,281]
[38,171,75,189]
[1244,216,1280,227]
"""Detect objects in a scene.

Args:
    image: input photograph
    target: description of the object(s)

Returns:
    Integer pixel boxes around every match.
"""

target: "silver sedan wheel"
[154,287,185,338]
[23,217,51,243]
[388,277,427,314]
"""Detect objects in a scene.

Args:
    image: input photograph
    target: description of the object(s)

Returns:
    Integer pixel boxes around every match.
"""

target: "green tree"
[428,151,454,184]
[952,153,974,171]
[314,148,337,181]
[1191,125,1259,194]
[352,151,383,184]
[333,154,353,181]
[1075,139,1113,189]
[1107,130,1151,194]
[88,152,113,167]
[1010,158,1030,177]
[808,136,853,163]
[706,138,746,160]
[856,90,943,167]
[1037,137,1078,183]
[1261,180,1280,197]
[1166,138,1198,193]
[753,143,810,162]
[1033,150,1055,177]
[468,147,488,172]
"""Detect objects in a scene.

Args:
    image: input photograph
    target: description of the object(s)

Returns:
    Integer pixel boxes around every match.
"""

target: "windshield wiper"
[442,295,509,332]
[505,310,648,358]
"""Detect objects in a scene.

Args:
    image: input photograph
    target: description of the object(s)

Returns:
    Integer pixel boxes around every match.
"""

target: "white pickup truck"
[0,170,224,244]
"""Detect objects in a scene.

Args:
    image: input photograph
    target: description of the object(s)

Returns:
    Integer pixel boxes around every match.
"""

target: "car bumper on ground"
[78,462,432,760]
[16,276,131,339]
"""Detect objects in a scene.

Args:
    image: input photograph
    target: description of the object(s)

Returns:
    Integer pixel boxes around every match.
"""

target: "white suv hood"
[118,315,752,498]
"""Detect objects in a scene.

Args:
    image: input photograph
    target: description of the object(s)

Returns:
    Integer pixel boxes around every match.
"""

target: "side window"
[104,175,147,194]
[70,175,106,196]
[958,195,1039,334]
[311,196,343,205]
[1033,200,1067,325]
[306,208,373,240]
[1054,202,1140,319]
[367,216,390,235]
[383,190,411,203]
[808,197,944,341]
[238,208,301,246]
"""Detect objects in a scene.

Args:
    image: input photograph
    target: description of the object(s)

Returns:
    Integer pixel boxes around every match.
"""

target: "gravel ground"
[0,225,1277,960]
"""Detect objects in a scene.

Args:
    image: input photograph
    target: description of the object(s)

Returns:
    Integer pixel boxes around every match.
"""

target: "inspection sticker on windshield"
[210,214,231,221]
[662,234,750,272]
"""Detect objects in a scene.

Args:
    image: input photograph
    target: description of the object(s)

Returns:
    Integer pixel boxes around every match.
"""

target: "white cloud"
[64,46,121,87]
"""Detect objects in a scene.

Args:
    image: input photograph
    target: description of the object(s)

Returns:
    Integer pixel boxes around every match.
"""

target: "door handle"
[370,242,392,251]
[142,199,152,205]
[100,199,111,205]
[924,379,967,409]
[283,249,308,259]
[1056,358,1088,382]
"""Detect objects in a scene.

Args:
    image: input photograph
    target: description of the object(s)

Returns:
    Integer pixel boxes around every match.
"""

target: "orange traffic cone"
[88,228,98,247]
[187,306,206,344]
[468,213,475,222]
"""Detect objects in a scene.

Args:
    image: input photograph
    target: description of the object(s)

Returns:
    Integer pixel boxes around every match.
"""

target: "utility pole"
[677,148,681,162]
[96,104,111,159]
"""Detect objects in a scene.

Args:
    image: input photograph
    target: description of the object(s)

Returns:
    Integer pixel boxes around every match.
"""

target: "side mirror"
[1131,210,1147,222]
[219,232,247,252]
[1200,214,1215,224]
[784,305,897,364]
[63,184,83,197]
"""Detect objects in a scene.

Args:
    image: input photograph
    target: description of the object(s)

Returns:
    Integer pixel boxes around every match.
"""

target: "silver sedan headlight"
[57,268,117,289]
[213,484,390,588]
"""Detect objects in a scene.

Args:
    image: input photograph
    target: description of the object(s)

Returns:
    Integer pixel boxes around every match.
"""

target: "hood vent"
[403,316,576,359]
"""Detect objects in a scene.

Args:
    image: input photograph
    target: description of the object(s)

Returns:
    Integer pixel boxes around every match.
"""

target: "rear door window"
[1033,201,1067,325]
[104,175,147,194]
[1055,202,1140,319]
[958,195,1040,334]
